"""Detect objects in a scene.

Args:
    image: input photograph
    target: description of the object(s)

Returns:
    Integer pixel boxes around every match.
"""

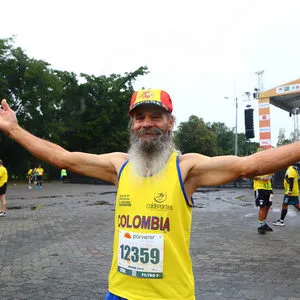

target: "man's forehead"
[131,104,167,115]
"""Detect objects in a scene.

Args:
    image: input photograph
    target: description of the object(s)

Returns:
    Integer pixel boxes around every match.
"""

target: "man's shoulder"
[108,152,128,160]
[177,153,208,176]
[108,152,129,170]
[178,153,210,168]
[179,152,207,161]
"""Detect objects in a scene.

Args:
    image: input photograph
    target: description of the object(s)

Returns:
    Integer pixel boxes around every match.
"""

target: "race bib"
[117,230,164,279]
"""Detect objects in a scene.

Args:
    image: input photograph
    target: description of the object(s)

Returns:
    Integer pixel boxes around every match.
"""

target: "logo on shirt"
[118,194,132,207]
[146,192,172,211]
[154,192,167,203]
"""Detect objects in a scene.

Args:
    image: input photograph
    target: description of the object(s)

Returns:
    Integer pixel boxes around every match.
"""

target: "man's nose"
[142,116,154,128]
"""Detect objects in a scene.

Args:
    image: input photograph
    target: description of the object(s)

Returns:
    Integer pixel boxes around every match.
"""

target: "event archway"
[258,78,300,149]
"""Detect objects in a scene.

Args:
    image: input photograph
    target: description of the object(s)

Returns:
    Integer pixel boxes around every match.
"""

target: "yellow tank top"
[108,152,195,300]
[253,174,272,191]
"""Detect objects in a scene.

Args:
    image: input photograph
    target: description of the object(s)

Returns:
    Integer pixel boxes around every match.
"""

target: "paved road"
[1,182,300,300]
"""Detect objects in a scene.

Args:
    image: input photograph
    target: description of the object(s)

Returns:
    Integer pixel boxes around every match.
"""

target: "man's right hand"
[0,99,18,135]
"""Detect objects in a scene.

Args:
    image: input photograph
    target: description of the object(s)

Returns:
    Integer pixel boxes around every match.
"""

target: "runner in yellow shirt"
[35,164,44,189]
[0,159,8,217]
[27,166,35,189]
[253,147,274,234]
[253,172,273,234]
[273,164,300,226]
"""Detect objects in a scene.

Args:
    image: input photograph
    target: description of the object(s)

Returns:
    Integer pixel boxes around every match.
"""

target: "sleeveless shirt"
[108,152,195,299]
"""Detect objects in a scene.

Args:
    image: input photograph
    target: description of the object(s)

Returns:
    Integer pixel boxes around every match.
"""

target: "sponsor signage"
[258,102,269,109]
[260,139,271,146]
[259,127,271,133]
[259,114,270,121]
[276,84,300,94]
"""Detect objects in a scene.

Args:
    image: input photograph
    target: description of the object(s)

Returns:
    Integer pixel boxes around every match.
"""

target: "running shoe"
[263,223,273,231]
[273,219,285,226]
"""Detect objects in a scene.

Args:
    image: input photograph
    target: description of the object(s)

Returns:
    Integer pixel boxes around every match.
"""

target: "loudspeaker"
[244,108,255,139]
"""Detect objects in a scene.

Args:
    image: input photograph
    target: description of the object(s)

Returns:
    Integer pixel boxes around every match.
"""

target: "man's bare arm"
[0,99,127,184]
[181,143,300,191]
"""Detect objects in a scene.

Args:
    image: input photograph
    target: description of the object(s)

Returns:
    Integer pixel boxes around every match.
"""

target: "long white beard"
[128,128,177,177]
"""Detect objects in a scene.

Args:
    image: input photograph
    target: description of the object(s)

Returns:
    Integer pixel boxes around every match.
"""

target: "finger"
[1,99,9,110]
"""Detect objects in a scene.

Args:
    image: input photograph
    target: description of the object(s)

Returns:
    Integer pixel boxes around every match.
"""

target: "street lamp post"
[234,97,238,156]
[225,96,238,156]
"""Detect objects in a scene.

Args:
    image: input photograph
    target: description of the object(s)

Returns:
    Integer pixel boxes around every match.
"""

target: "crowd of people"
[1,89,300,299]
[253,161,300,234]
[27,164,45,189]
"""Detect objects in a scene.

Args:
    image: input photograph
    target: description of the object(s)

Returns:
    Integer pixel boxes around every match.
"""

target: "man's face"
[128,105,176,176]
[130,105,174,142]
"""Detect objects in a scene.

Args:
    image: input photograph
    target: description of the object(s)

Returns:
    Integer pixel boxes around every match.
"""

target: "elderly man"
[1,89,300,299]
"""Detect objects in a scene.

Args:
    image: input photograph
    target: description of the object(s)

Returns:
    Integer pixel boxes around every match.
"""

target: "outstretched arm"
[0,99,127,184]
[181,143,300,192]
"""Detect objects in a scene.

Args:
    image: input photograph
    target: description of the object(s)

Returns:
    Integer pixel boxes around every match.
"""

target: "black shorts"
[0,182,7,195]
[36,175,43,182]
[283,195,299,205]
[255,189,273,207]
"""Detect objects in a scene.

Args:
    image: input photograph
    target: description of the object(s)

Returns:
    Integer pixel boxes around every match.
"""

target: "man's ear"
[167,114,175,131]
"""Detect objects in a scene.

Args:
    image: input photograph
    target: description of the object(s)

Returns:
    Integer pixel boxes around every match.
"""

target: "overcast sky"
[2,0,300,148]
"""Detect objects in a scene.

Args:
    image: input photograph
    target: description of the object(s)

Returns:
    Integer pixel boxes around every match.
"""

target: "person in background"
[27,166,35,189]
[35,164,44,189]
[253,171,274,234]
[252,147,274,234]
[0,159,8,217]
[60,168,67,183]
[27,167,33,183]
[2,90,300,299]
[273,163,300,226]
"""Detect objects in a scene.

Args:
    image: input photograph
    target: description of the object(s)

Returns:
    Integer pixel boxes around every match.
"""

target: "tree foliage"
[174,119,259,156]
[174,116,217,156]
[0,37,148,179]
[277,128,292,146]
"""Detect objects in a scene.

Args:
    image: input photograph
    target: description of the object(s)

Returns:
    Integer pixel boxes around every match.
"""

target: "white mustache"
[136,128,163,137]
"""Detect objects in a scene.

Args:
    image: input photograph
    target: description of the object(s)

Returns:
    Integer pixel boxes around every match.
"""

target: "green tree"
[58,66,149,153]
[209,122,235,155]
[174,118,259,157]
[174,115,217,156]
[277,128,292,146]
[0,37,149,179]
[237,133,259,156]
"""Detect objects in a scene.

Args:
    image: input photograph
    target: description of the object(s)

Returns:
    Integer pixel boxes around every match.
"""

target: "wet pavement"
[1,182,300,299]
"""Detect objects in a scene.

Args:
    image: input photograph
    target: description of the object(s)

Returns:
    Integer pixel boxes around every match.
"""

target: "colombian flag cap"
[129,89,173,114]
